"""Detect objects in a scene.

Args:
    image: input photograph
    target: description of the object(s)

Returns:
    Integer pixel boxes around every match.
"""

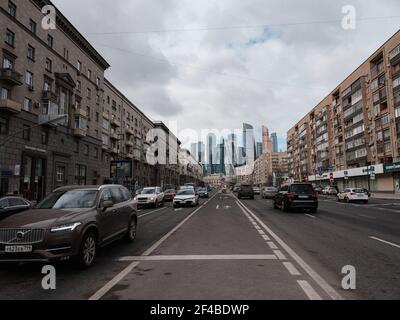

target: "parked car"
[173,189,199,208]
[207,185,213,192]
[253,187,261,195]
[135,187,164,208]
[0,197,32,216]
[361,188,371,198]
[337,188,369,203]
[322,186,338,195]
[197,187,209,198]
[233,185,240,193]
[314,186,323,194]
[261,187,278,199]
[163,189,177,202]
[274,183,318,213]
[0,185,138,268]
[237,184,255,199]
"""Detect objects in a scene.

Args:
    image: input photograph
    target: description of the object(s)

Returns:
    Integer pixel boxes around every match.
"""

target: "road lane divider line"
[89,192,218,301]
[235,199,343,301]
[283,262,301,276]
[262,235,271,241]
[297,280,322,300]
[273,250,287,260]
[305,214,316,219]
[118,254,278,261]
[267,242,278,250]
[370,236,400,249]
[138,207,167,218]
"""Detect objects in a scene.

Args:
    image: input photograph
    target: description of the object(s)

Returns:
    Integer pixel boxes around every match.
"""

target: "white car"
[173,189,199,208]
[135,187,164,208]
[337,188,369,203]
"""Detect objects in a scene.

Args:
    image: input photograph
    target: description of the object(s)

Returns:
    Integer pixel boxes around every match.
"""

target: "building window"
[87,88,91,99]
[0,117,9,135]
[394,76,400,90]
[102,134,109,146]
[84,144,89,156]
[96,77,100,87]
[47,35,53,48]
[22,125,30,141]
[8,1,16,17]
[63,48,69,60]
[1,87,10,99]
[56,166,66,183]
[94,147,99,159]
[5,29,15,46]
[23,98,32,111]
[2,57,14,69]
[25,71,33,86]
[45,58,52,72]
[41,131,48,145]
[43,80,51,92]
[75,165,87,185]
[96,94,100,104]
[29,19,37,34]
[27,45,35,61]
[77,80,81,92]
[77,60,82,72]
[87,69,92,80]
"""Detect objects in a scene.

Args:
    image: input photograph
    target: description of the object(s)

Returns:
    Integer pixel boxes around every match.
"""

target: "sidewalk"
[371,193,400,201]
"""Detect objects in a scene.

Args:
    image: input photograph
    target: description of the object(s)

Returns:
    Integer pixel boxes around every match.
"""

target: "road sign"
[329,172,334,183]
[328,165,334,172]
[370,166,375,172]
[344,171,349,180]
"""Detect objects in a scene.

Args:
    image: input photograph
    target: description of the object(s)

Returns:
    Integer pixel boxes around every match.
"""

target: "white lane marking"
[89,193,218,301]
[305,214,316,219]
[257,230,266,235]
[267,242,278,250]
[118,254,278,261]
[138,207,167,219]
[174,208,183,212]
[262,235,271,241]
[254,225,262,230]
[216,205,220,210]
[297,280,322,300]
[236,199,343,300]
[273,250,287,260]
[283,262,301,276]
[370,236,400,249]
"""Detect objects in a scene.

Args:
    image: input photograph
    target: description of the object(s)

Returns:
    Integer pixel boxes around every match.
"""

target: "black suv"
[273,183,318,213]
[237,184,255,199]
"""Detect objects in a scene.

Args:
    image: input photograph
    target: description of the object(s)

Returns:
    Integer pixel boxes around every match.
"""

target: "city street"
[0,190,399,300]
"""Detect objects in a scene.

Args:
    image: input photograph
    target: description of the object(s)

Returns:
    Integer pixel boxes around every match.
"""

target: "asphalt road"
[0,191,399,300]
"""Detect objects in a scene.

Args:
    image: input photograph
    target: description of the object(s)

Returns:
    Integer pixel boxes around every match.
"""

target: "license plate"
[298,196,309,199]
[5,245,33,253]
[357,194,364,197]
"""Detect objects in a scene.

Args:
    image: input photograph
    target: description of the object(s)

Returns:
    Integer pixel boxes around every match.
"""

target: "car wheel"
[77,231,97,269]
[281,200,289,212]
[125,217,137,243]
[364,200,368,204]
[273,201,278,209]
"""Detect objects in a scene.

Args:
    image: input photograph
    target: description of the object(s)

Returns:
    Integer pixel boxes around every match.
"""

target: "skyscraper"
[256,142,263,159]
[271,133,278,153]
[243,123,256,165]
[207,133,217,174]
[262,126,273,155]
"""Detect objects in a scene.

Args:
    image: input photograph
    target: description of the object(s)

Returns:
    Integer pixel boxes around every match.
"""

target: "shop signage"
[384,162,400,173]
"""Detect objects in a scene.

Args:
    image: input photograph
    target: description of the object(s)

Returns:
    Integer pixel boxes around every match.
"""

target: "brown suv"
[0,185,138,268]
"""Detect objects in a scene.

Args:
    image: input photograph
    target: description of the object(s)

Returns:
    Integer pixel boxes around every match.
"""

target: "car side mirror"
[101,200,114,211]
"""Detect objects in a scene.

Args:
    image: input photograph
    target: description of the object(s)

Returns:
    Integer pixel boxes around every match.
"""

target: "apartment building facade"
[0,0,110,200]
[287,30,400,193]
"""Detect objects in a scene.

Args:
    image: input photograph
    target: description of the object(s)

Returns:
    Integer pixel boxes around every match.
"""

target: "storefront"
[384,162,400,193]
[308,164,384,191]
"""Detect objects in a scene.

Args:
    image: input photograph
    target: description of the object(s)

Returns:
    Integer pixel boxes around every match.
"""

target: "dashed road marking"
[236,199,343,300]
[305,214,316,219]
[138,207,167,218]
[297,280,322,300]
[283,262,301,276]
[273,250,287,260]
[118,254,278,261]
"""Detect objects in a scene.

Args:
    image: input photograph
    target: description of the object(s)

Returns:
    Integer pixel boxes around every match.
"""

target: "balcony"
[125,127,134,135]
[110,147,119,155]
[39,101,65,126]
[0,99,22,113]
[0,69,23,86]
[110,133,120,140]
[42,90,58,102]
[102,144,109,151]
[73,116,87,138]
[102,112,109,120]
[111,118,121,127]
[73,128,87,138]
[125,140,134,147]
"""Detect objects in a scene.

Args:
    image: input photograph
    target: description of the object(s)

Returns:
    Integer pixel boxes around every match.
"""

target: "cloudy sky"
[54,0,400,150]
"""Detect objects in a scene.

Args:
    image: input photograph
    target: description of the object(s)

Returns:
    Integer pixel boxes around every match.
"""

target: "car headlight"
[51,222,82,233]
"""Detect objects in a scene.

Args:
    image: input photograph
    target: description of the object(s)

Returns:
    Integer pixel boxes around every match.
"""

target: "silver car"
[261,187,278,199]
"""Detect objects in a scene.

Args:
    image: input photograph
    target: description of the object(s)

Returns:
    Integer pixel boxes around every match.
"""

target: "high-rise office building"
[256,142,263,159]
[243,123,256,165]
[271,133,278,153]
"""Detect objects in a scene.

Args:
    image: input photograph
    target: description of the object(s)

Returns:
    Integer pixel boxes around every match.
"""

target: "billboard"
[110,161,133,179]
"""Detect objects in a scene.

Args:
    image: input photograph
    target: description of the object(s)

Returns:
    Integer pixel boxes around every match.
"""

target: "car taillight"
[287,192,295,199]
[350,192,356,195]
[312,192,318,199]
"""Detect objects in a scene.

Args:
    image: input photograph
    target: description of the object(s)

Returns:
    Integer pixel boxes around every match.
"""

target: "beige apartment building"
[287,30,400,193]
[0,0,197,200]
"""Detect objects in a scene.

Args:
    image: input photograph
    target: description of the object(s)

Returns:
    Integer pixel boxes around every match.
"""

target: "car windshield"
[36,190,98,209]
[291,184,313,193]
[354,189,365,193]
[142,188,156,194]
[266,188,277,191]
[177,190,194,196]
[165,189,175,193]
[199,188,207,192]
